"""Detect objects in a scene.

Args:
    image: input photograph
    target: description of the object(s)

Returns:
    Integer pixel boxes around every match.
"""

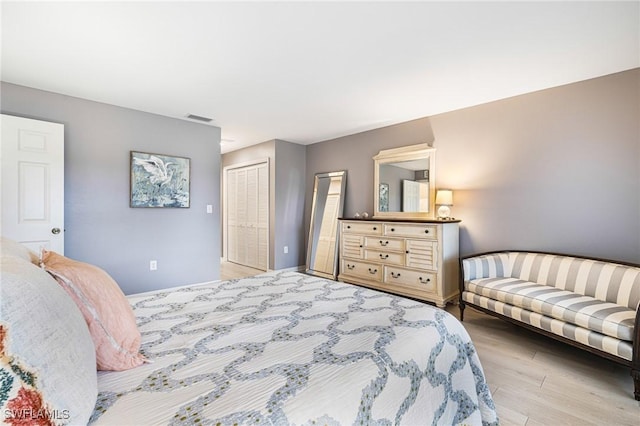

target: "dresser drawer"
[364,236,404,251]
[342,221,383,235]
[364,250,404,266]
[341,259,382,281]
[383,223,437,239]
[384,266,437,294]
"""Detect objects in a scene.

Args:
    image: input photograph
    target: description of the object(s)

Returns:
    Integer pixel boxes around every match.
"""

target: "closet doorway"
[224,159,269,271]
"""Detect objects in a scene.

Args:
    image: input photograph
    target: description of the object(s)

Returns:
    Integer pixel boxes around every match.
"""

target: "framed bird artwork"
[130,151,190,208]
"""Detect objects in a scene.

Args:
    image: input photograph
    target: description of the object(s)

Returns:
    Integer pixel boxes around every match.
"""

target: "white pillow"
[0,254,98,425]
[0,237,39,264]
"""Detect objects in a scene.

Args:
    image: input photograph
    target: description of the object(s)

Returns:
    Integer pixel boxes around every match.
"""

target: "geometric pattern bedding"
[91,271,498,425]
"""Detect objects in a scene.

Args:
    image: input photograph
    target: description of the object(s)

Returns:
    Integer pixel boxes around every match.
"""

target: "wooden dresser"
[338,219,460,307]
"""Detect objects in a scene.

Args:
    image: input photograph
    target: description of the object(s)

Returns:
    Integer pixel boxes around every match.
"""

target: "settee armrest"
[462,251,511,282]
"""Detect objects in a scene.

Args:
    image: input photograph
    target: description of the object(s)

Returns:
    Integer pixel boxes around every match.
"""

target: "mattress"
[90,271,498,425]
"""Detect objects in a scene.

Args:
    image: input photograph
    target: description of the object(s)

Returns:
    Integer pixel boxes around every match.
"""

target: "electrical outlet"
[150,260,157,271]
[283,246,288,254]
[206,204,213,214]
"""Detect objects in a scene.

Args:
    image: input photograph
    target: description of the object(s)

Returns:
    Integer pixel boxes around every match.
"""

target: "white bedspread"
[91,271,498,425]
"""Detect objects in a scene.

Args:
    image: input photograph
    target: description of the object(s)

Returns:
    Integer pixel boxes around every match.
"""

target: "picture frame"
[130,151,190,208]
[379,182,389,212]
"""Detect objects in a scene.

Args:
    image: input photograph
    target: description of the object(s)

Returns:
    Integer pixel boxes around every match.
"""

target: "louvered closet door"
[226,161,268,270]
[245,166,259,267]
[236,168,248,265]
[227,169,238,263]
[255,164,268,270]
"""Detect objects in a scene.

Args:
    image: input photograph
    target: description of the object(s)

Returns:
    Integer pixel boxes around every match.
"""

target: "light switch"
[206,204,213,214]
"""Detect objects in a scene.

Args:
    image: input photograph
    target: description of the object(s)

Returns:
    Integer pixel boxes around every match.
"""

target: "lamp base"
[437,205,451,219]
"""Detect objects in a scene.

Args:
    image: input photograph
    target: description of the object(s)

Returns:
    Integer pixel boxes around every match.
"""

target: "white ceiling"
[2,1,639,153]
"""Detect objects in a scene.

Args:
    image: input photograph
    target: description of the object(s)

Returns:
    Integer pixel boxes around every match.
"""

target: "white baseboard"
[269,265,305,273]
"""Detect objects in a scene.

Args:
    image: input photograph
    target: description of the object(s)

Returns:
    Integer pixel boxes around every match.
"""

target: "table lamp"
[435,189,453,219]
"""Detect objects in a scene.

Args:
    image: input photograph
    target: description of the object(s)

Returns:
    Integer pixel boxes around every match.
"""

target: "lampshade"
[435,189,453,206]
[435,189,453,219]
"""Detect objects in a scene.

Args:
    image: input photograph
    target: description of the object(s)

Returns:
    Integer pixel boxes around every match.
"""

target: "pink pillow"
[41,250,146,371]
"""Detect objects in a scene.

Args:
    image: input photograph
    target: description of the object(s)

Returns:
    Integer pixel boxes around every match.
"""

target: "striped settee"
[460,251,640,400]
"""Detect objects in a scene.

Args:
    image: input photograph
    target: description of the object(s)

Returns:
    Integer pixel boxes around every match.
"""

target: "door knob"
[51,228,61,235]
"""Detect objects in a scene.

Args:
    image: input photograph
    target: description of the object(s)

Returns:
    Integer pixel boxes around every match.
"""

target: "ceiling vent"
[185,114,213,123]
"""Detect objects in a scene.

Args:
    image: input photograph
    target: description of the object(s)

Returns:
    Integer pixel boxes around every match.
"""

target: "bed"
[1,238,497,425]
[91,271,497,425]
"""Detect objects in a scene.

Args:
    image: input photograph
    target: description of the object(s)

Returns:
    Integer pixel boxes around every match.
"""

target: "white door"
[226,167,238,264]
[255,164,268,270]
[1,114,65,254]
[225,160,269,270]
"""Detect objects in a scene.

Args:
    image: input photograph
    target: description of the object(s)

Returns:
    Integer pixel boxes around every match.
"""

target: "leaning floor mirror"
[306,171,347,279]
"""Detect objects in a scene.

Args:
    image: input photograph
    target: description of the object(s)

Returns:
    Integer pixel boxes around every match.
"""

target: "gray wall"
[5,66,636,294]
[274,140,306,269]
[305,118,435,254]
[306,69,640,263]
[1,82,221,294]
[221,139,306,270]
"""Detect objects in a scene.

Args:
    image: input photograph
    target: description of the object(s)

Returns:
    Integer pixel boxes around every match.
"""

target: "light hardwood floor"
[220,260,265,281]
[220,264,640,424]
[445,304,640,425]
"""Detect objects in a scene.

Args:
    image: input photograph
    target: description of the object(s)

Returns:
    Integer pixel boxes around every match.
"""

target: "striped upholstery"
[462,252,640,360]
[463,253,511,281]
[466,277,635,341]
[508,252,640,310]
[462,252,640,309]
[462,292,633,361]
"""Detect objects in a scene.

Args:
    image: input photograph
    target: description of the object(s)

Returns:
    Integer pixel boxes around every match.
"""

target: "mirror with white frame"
[373,144,436,219]
[306,170,347,279]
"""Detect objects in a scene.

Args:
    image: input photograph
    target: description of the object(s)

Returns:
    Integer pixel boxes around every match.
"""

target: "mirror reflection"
[379,159,430,213]
[306,171,347,279]
[374,144,436,219]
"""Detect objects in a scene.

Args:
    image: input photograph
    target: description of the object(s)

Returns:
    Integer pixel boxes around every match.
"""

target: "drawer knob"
[347,264,355,270]
[419,277,431,283]
[359,245,363,248]
[424,229,429,234]
[390,228,395,232]
[373,227,377,231]
[347,225,351,229]
[406,250,409,254]
[379,240,389,246]
[368,268,378,274]
[379,253,389,259]
[391,272,401,278]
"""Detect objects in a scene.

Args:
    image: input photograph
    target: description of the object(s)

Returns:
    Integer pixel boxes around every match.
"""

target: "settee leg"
[632,369,640,401]
[459,301,465,322]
